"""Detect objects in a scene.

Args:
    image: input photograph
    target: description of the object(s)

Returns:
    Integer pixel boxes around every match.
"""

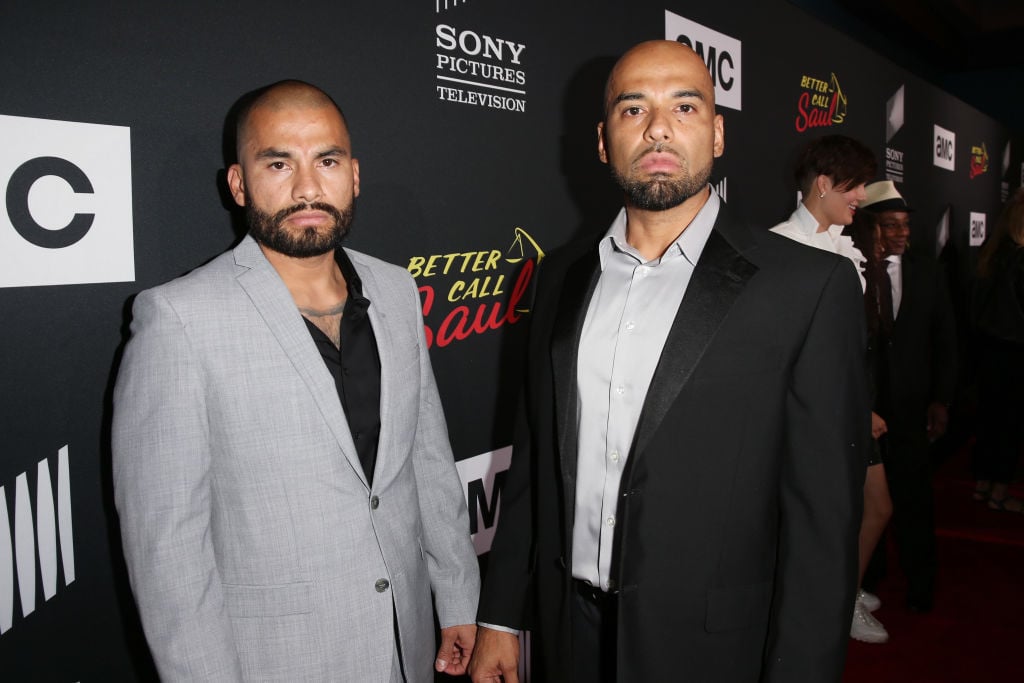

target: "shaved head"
[598,39,723,212]
[235,80,348,160]
[603,40,716,118]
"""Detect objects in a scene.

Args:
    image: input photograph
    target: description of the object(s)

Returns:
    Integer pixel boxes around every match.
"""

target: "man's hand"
[926,401,948,442]
[435,623,477,676]
[468,626,520,682]
[870,411,888,439]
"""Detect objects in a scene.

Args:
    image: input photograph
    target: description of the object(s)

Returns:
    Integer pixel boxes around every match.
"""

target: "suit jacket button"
[370,495,380,509]
[375,578,390,593]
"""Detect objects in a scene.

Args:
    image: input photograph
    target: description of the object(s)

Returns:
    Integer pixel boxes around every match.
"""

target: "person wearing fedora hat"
[859,180,957,614]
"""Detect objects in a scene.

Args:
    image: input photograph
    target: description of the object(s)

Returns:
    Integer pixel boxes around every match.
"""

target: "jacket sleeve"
[112,289,243,681]
[405,276,481,629]
[764,258,868,681]
[475,257,557,630]
[474,389,535,629]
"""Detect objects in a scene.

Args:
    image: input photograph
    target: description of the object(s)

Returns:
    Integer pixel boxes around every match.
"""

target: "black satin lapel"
[550,249,601,482]
[631,228,758,458]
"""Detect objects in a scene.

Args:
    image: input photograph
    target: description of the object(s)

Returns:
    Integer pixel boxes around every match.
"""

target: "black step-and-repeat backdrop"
[2,1,1020,679]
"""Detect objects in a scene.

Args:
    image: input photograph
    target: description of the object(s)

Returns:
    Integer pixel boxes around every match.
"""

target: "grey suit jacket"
[113,235,479,682]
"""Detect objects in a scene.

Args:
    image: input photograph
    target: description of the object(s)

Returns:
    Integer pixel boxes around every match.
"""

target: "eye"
[677,104,695,114]
[321,158,338,167]
[623,105,643,116]
[269,161,286,170]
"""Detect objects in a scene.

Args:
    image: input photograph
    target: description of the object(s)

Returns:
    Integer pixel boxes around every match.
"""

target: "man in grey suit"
[113,80,479,682]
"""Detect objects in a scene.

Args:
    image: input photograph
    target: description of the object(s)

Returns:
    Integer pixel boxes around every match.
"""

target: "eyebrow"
[254,146,348,160]
[611,89,706,106]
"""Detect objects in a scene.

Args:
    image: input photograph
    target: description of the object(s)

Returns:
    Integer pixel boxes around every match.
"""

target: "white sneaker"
[857,589,881,612]
[850,600,889,643]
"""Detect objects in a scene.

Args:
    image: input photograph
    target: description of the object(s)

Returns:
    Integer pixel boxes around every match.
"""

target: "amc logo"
[933,124,956,172]
[1,114,134,288]
[969,212,987,247]
[665,10,742,111]
[456,445,513,556]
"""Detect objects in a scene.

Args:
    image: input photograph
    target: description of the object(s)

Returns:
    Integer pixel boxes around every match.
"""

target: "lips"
[284,209,330,227]
[636,152,681,173]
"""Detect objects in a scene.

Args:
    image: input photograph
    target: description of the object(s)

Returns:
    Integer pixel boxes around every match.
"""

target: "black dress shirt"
[302,249,381,484]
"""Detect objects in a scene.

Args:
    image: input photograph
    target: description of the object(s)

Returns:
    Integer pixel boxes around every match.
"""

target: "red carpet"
[843,448,1024,681]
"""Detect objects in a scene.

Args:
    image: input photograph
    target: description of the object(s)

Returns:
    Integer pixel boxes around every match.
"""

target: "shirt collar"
[599,186,722,268]
[794,202,845,238]
[334,247,372,320]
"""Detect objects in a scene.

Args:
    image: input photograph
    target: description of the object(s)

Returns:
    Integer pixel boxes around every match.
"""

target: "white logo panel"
[1,446,75,636]
[933,124,956,171]
[969,212,986,247]
[665,10,742,111]
[456,445,512,555]
[0,114,134,287]
[886,85,905,142]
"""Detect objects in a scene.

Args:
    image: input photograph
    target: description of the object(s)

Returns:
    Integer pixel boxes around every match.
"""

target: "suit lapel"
[630,222,759,459]
[354,262,396,485]
[233,236,367,488]
[550,247,601,484]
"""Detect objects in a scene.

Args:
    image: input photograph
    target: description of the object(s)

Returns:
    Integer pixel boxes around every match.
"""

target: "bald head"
[235,80,347,160]
[597,39,724,214]
[604,40,715,118]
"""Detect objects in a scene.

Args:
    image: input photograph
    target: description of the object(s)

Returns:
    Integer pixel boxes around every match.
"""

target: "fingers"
[467,627,519,682]
[438,624,477,675]
[435,630,456,672]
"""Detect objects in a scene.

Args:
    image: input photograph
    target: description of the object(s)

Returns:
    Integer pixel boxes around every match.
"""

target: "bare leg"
[859,463,893,586]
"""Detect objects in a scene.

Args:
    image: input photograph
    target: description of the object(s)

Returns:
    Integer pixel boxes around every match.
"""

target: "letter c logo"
[6,156,95,248]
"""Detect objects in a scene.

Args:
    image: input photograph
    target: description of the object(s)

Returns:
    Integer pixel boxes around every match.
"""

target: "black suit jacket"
[882,251,957,431]
[479,205,869,682]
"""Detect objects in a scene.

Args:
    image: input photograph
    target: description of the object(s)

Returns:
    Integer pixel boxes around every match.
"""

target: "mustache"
[274,202,345,221]
[634,142,680,163]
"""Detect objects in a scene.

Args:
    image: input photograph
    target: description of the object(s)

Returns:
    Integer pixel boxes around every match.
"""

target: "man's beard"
[612,152,712,211]
[246,201,354,258]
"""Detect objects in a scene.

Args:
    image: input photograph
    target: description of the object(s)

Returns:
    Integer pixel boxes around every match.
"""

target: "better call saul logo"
[1,114,134,288]
[407,227,544,348]
[969,142,989,179]
[665,11,742,111]
[794,72,847,133]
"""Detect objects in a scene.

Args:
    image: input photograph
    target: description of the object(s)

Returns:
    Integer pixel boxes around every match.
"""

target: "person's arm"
[764,258,868,681]
[403,277,481,674]
[112,289,243,681]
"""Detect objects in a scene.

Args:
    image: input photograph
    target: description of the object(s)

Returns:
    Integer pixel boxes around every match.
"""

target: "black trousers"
[866,427,937,606]
[570,580,617,683]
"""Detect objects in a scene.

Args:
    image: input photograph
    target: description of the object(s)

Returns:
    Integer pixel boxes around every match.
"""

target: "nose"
[853,184,867,201]
[291,164,323,204]
[644,107,673,143]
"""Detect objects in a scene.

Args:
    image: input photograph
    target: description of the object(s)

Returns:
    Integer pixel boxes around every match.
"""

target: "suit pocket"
[704,580,773,632]
[223,581,313,618]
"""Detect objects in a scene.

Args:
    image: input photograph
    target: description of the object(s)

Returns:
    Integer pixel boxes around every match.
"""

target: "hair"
[848,208,880,260]
[233,79,348,160]
[847,208,890,339]
[978,187,1024,278]
[793,134,877,196]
